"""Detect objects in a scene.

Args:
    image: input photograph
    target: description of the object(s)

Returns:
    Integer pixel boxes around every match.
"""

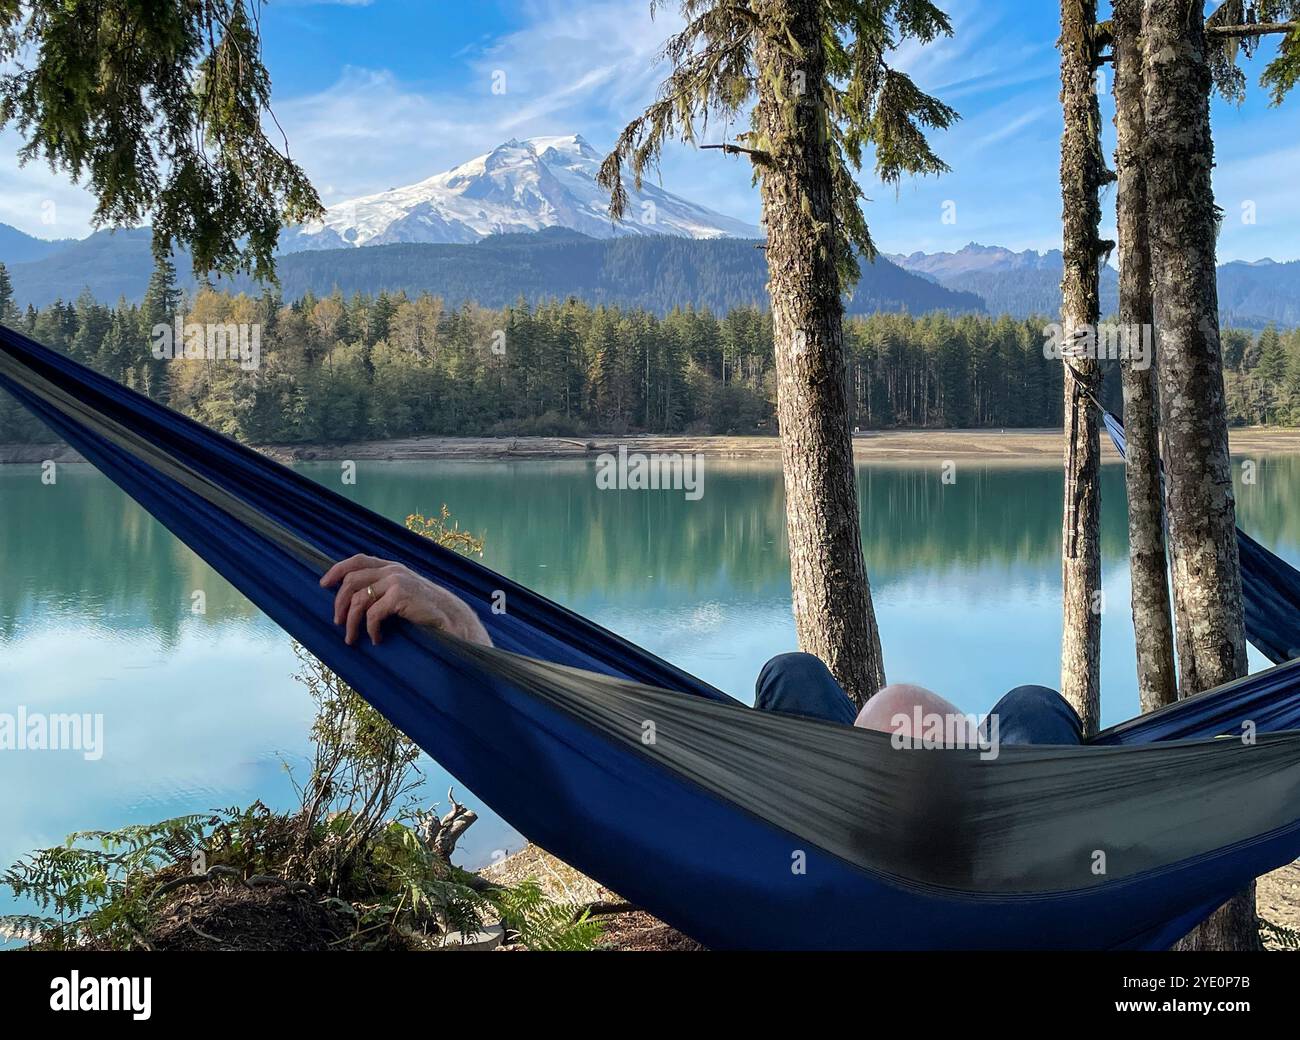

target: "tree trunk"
[1058,0,1105,735]
[1113,0,1177,714]
[1141,0,1255,951]
[752,0,885,705]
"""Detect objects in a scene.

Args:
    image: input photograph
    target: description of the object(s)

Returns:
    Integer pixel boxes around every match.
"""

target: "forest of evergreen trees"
[0,258,1295,445]
[1221,325,1300,426]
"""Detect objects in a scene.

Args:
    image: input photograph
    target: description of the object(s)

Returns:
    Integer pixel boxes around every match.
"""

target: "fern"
[0,814,212,949]
[490,879,605,952]
[1260,917,1300,950]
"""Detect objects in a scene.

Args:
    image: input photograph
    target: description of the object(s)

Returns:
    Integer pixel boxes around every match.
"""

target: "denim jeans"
[753,652,1083,746]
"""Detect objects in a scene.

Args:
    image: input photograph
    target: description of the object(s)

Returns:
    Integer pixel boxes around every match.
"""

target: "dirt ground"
[484,844,1300,951]
[193,425,1300,465]
[1257,862,1300,951]
[478,844,703,951]
[8,425,1300,466]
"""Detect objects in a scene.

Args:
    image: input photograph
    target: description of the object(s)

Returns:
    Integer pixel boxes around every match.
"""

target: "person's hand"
[319,554,493,648]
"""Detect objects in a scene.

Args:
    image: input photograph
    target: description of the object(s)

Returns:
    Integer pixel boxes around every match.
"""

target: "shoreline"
[6,425,1300,466]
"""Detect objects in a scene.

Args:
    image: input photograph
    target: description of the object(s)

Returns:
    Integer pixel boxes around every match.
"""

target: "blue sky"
[1,0,1296,261]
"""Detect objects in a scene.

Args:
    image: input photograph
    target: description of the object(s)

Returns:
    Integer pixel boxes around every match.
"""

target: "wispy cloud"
[272,0,681,201]
[969,103,1055,151]
[270,0,762,221]
[2,0,1298,262]
[893,0,1052,101]
[0,128,100,240]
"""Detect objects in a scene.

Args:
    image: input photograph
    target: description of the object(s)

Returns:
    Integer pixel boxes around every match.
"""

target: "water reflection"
[2,453,1297,893]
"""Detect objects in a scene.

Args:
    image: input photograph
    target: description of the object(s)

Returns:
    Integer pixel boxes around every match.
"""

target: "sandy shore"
[7,425,1300,466]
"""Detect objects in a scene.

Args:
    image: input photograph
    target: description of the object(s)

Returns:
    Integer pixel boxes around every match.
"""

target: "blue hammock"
[4,323,1300,951]
[1102,411,1300,667]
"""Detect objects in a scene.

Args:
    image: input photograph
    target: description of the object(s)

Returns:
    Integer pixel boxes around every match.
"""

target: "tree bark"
[751,0,885,705]
[1113,0,1177,714]
[1141,0,1255,951]
[1058,0,1105,735]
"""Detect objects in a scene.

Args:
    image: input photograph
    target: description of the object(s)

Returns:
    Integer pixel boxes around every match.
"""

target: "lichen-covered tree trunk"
[1058,0,1104,735]
[1141,0,1254,951]
[1114,0,1176,714]
[751,0,885,705]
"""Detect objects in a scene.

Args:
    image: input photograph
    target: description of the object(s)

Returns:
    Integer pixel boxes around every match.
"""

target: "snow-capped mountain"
[280,134,762,251]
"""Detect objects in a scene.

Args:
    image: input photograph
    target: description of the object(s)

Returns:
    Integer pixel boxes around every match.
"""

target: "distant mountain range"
[0,224,982,318]
[887,243,1120,319]
[1,139,1297,328]
[1216,259,1300,330]
[0,222,75,265]
[223,228,983,316]
[4,226,160,305]
[887,242,1300,330]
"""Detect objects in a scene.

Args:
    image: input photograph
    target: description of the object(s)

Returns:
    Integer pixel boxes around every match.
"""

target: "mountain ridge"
[0,222,76,265]
[4,217,1298,330]
[3,228,983,317]
[225,232,986,317]
[886,242,1121,319]
[887,241,1300,328]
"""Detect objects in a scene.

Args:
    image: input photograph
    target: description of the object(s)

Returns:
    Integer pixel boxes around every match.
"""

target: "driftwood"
[416,788,479,861]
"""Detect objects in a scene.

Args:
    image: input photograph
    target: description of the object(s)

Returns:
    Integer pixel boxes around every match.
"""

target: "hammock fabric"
[4,322,1300,951]
[1103,410,1300,666]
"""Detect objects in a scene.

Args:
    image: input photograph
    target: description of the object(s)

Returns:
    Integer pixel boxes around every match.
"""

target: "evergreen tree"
[600,0,958,704]
[1282,330,1300,423]
[1113,0,1176,713]
[0,262,14,324]
[141,257,184,331]
[1206,1,1300,105]
[136,257,185,401]
[0,1,320,277]
[5,286,1285,447]
[1221,328,1251,371]
[1147,0,1258,950]
[1257,324,1287,385]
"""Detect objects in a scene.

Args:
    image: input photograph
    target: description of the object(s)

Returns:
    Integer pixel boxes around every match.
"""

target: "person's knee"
[757,652,831,690]
[996,685,1066,713]
[988,684,1082,745]
[754,652,856,725]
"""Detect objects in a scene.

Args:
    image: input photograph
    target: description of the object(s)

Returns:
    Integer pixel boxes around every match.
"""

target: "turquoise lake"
[1,452,1294,913]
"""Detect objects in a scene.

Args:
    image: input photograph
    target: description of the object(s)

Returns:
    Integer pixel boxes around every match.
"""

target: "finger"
[334,564,406,622]
[320,554,372,588]
[462,614,492,647]
[344,589,374,646]
[334,567,388,625]
[344,577,394,644]
[347,575,401,644]
[366,587,403,646]
[343,577,387,642]
[320,554,384,589]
